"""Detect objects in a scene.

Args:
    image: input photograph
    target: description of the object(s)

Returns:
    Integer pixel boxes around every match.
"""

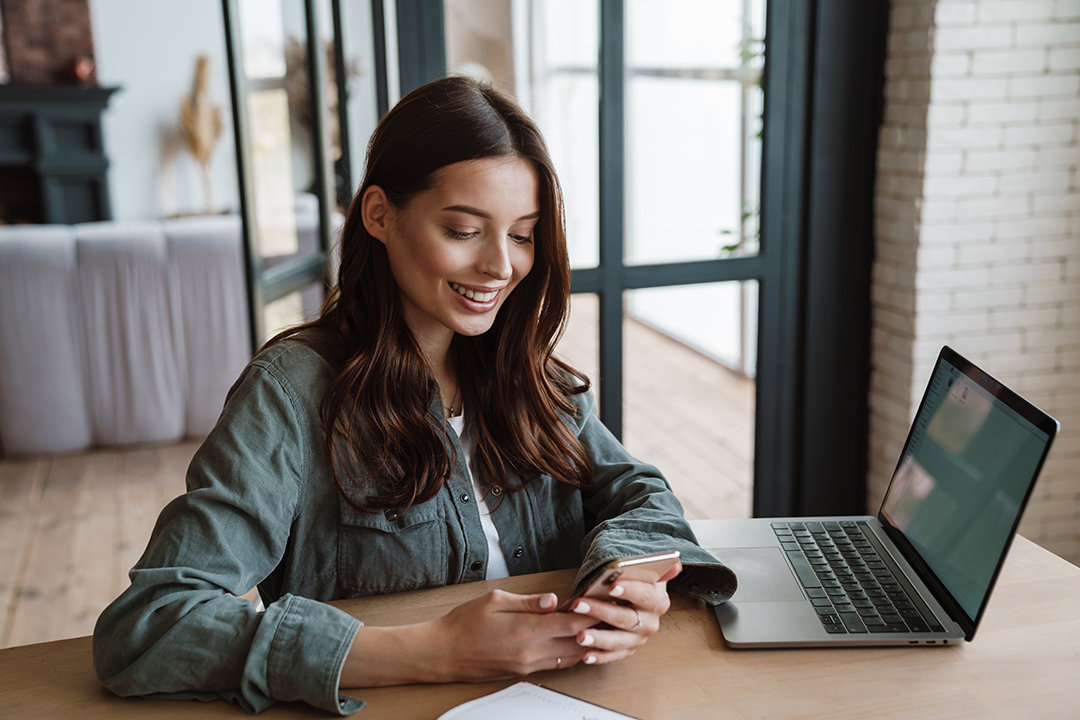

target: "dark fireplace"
[0,84,117,224]
[0,0,116,225]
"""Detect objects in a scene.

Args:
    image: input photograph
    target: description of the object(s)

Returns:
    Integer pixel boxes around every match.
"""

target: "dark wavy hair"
[273,75,592,512]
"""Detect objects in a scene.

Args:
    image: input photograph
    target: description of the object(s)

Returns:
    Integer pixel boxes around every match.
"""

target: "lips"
[450,282,501,303]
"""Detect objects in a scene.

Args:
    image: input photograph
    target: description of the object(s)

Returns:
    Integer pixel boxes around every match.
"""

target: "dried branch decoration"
[180,54,224,214]
[284,37,360,162]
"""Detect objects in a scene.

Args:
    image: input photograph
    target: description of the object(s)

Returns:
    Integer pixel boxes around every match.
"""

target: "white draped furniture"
[0,215,250,456]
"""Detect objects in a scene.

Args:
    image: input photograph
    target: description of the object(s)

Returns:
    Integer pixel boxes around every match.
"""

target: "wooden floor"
[0,307,754,649]
[0,443,198,649]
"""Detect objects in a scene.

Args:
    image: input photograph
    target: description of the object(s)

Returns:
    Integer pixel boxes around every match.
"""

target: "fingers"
[572,597,657,634]
[575,626,643,665]
[482,591,598,638]
[657,560,683,583]
[487,589,559,613]
[545,639,588,672]
[609,577,672,615]
[565,576,674,666]
[432,591,601,681]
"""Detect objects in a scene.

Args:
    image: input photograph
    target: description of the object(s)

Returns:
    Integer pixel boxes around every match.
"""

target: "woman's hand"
[341,589,598,687]
[429,589,600,680]
[567,561,681,665]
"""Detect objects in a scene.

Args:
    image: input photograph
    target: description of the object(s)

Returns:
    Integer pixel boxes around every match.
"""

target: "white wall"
[871,0,1080,563]
[89,0,239,220]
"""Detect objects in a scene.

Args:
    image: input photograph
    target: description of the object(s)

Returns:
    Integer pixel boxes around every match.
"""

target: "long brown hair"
[274,76,592,512]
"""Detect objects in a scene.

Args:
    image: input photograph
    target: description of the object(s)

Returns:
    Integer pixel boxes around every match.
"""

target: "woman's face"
[364,157,539,355]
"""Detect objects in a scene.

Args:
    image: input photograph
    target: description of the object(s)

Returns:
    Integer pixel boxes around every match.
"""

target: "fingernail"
[584,655,597,665]
[609,585,624,598]
[573,601,591,614]
[579,633,594,647]
[540,593,555,609]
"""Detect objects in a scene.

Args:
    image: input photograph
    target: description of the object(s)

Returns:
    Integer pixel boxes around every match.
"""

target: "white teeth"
[450,283,497,303]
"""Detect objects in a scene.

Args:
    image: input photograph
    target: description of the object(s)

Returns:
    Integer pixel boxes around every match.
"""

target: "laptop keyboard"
[772,521,947,635]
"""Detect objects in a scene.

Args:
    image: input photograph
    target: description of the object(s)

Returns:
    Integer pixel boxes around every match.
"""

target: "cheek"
[421,251,458,280]
[513,245,536,282]
[399,233,460,280]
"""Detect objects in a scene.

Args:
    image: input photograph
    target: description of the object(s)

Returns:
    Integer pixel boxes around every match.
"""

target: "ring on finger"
[630,608,642,631]
[555,656,562,669]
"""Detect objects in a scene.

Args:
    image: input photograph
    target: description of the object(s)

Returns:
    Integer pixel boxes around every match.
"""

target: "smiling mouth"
[450,282,500,303]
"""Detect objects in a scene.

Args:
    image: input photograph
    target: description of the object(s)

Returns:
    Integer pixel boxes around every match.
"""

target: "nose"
[477,236,513,281]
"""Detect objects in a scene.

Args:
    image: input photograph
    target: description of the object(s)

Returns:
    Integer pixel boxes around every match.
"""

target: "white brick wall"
[870,0,1080,564]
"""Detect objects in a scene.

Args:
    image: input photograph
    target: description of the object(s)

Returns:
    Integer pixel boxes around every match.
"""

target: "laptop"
[700,346,1058,647]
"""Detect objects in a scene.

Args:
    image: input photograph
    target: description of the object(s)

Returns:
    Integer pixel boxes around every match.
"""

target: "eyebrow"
[442,205,540,222]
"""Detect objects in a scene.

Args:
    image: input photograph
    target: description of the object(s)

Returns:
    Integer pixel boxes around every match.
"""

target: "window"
[445,0,767,519]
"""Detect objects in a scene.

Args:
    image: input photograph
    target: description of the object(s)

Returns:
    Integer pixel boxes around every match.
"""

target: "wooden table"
[3,530,1080,719]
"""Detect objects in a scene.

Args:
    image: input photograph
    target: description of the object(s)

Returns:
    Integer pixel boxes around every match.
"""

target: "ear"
[361,185,392,244]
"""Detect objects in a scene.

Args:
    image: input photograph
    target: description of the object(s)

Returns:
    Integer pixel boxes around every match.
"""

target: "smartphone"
[558,551,681,612]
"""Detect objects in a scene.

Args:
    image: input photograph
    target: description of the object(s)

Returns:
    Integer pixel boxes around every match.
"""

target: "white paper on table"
[437,682,638,720]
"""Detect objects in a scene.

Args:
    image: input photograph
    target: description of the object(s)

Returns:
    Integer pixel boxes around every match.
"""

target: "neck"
[429,347,459,418]
[402,302,454,371]
[424,343,454,392]
[399,303,457,414]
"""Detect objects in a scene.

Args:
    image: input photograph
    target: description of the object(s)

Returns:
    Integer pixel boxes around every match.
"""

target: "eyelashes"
[444,229,534,245]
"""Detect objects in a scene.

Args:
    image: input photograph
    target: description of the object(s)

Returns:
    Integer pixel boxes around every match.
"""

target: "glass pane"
[554,293,601,407]
[236,0,328,268]
[627,0,743,68]
[623,282,758,520]
[247,88,300,259]
[444,0,516,95]
[625,0,765,265]
[536,0,599,69]
[443,0,599,270]
[239,0,288,78]
[528,0,599,270]
[537,72,599,270]
[339,0,381,199]
[627,281,757,376]
[262,281,324,343]
[626,78,742,264]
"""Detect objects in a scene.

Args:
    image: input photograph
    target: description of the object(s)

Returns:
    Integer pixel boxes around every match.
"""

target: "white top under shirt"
[447,412,510,580]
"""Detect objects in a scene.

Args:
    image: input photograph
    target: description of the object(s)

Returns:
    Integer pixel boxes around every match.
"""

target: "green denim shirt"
[92,339,736,715]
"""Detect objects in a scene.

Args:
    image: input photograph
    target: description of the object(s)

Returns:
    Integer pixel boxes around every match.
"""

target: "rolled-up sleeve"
[572,392,738,605]
[93,353,364,714]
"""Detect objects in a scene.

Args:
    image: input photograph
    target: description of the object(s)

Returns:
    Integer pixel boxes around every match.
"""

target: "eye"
[510,234,534,245]
[445,229,478,240]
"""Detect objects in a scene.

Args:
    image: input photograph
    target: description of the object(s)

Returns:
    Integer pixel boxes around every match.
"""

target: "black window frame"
[222,0,337,348]
[227,0,889,518]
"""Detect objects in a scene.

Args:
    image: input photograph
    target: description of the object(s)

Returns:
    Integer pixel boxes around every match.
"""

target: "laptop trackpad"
[709,547,804,602]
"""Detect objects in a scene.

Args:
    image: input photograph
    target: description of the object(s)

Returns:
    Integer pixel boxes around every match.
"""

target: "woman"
[93,76,736,715]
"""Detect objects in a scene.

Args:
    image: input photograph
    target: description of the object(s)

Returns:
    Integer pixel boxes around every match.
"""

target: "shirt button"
[491,486,503,496]
[470,560,483,572]
[460,492,470,503]
[513,546,524,558]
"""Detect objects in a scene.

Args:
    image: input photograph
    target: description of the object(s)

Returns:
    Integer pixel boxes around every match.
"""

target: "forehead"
[422,157,540,214]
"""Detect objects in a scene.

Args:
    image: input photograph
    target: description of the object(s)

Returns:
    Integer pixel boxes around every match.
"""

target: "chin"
[446,304,507,338]
[453,321,498,338]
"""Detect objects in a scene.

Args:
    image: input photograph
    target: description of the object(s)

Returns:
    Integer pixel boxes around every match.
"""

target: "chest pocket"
[337,499,449,595]
[524,473,584,544]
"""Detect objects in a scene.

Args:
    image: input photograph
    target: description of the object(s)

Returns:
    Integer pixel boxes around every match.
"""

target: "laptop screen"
[880,350,1055,625]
